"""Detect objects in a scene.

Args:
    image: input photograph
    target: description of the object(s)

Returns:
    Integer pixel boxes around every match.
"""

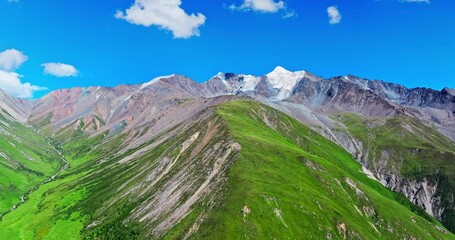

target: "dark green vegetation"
[0,100,453,239]
[335,113,455,233]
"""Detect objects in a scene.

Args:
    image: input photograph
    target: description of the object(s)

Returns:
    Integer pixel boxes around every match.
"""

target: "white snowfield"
[211,66,310,100]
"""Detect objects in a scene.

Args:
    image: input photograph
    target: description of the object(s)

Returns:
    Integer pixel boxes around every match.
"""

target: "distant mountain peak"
[212,72,238,81]
[141,74,176,89]
[269,66,306,75]
[213,72,225,80]
[271,65,290,73]
[443,87,455,96]
[266,66,308,100]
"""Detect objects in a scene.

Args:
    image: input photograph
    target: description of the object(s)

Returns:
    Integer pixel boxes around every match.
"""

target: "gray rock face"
[444,88,455,96]
[289,77,400,117]
[379,171,443,219]
[0,89,33,122]
[1,66,454,231]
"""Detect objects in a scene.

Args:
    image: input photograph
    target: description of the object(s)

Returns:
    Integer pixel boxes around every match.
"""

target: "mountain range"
[0,66,454,239]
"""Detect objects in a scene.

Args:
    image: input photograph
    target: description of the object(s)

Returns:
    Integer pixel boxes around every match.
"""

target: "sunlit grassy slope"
[167,100,453,239]
[334,113,455,232]
[0,100,453,239]
[0,110,60,214]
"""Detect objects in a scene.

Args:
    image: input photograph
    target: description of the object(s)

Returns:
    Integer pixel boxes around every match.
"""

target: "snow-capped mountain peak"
[213,72,226,80]
[266,66,308,100]
[210,72,260,93]
[241,74,260,91]
[270,66,294,74]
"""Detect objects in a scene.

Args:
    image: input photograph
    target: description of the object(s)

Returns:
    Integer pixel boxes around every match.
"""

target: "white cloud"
[0,49,28,72]
[41,62,78,77]
[115,0,206,39]
[229,0,285,13]
[327,6,342,25]
[0,49,46,98]
[0,70,46,98]
[282,10,297,18]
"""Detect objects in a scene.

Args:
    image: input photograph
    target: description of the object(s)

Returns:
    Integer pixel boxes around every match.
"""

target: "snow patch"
[213,72,225,81]
[211,72,259,93]
[141,74,176,89]
[242,75,260,91]
[266,66,307,100]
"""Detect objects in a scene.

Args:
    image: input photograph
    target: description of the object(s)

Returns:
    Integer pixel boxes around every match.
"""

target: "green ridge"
[0,100,453,239]
[170,100,452,239]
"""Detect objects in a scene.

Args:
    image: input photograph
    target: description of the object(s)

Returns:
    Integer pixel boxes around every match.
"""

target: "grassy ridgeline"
[176,100,452,239]
[0,100,453,239]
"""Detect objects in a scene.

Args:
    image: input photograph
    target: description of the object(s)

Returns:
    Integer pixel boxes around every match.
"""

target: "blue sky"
[0,0,454,98]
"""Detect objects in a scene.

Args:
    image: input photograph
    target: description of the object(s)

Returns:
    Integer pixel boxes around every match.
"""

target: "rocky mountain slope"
[0,99,452,239]
[201,67,455,232]
[0,67,454,238]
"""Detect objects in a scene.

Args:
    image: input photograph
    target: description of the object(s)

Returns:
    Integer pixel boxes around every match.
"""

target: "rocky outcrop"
[377,172,443,218]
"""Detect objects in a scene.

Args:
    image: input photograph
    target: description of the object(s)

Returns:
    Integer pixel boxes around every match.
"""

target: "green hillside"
[334,113,455,232]
[0,110,61,214]
[0,100,453,239]
[169,100,452,239]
